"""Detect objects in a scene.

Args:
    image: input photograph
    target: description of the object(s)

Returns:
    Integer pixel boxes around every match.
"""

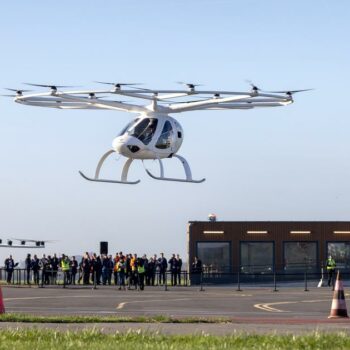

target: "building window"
[327,242,350,269]
[240,242,274,274]
[196,242,231,273]
[284,242,317,272]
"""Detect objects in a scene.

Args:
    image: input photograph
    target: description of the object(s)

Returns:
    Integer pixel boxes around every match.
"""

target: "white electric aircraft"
[8,82,310,184]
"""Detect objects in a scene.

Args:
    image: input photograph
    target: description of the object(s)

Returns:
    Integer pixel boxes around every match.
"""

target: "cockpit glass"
[128,118,158,145]
[156,121,173,149]
[119,118,140,136]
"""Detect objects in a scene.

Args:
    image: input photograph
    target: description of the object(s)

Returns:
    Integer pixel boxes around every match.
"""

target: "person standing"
[137,258,146,291]
[130,254,138,289]
[147,257,156,286]
[25,254,32,284]
[326,255,336,288]
[32,254,41,285]
[4,255,17,284]
[116,256,126,290]
[113,253,120,285]
[82,253,91,285]
[51,254,59,284]
[70,256,78,285]
[158,253,168,285]
[60,254,71,285]
[107,255,114,285]
[168,254,178,286]
[176,254,183,286]
[191,256,203,285]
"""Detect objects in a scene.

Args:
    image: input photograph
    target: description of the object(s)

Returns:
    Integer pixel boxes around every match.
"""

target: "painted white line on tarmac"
[116,298,191,310]
[254,299,330,313]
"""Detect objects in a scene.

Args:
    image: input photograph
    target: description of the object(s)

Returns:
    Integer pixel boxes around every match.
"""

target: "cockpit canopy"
[119,118,176,149]
[119,118,158,145]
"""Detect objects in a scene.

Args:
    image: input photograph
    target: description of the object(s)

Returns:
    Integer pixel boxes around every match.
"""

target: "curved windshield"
[156,121,173,149]
[128,118,158,145]
[119,118,140,136]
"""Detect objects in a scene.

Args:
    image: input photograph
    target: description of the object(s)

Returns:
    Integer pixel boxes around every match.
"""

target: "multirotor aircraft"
[8,83,310,184]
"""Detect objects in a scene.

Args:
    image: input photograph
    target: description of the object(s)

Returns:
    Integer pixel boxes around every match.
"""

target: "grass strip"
[0,329,350,350]
[0,313,230,324]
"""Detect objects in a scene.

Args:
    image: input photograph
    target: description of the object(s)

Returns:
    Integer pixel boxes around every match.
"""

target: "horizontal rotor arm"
[168,100,292,113]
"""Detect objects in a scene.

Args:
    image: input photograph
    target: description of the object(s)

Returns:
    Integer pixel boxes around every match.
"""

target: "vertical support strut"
[173,154,193,181]
[95,150,115,179]
[79,150,140,184]
[121,158,134,182]
[144,154,205,183]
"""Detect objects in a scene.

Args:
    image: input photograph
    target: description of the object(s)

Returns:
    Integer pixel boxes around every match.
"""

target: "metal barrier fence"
[0,268,189,288]
[0,266,346,292]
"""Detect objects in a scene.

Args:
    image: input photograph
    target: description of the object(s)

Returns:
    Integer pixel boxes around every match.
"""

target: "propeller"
[2,88,32,97]
[176,82,203,91]
[94,81,143,90]
[88,93,108,99]
[263,89,313,96]
[24,83,77,91]
[245,80,260,93]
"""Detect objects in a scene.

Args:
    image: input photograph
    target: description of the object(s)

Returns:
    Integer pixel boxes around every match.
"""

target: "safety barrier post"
[273,271,278,292]
[164,272,168,291]
[236,270,241,292]
[93,271,97,290]
[40,269,44,288]
[304,271,309,292]
[200,272,204,292]
[63,270,66,289]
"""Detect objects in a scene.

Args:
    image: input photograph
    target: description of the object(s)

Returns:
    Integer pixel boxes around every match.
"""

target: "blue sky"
[0,1,349,263]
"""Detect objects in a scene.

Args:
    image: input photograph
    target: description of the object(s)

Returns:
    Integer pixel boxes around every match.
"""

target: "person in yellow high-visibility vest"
[137,258,145,291]
[116,257,126,290]
[326,255,336,288]
[61,254,71,286]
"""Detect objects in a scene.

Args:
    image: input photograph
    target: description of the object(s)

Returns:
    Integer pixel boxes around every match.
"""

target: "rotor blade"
[245,80,260,91]
[1,94,18,97]
[176,81,203,88]
[24,83,77,89]
[264,88,314,94]
[5,88,32,93]
[94,81,142,86]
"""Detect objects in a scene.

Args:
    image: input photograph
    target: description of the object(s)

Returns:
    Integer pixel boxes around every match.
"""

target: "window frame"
[283,240,319,272]
[195,241,232,273]
[239,241,275,274]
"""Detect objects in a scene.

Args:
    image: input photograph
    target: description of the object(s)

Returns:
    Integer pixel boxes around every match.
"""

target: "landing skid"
[79,171,140,185]
[144,155,205,184]
[79,150,141,185]
[80,151,204,185]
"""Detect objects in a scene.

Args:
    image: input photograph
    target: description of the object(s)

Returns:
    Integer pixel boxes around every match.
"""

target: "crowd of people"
[2,252,203,291]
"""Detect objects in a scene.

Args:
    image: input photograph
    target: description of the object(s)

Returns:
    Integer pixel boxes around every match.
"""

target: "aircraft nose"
[112,136,143,156]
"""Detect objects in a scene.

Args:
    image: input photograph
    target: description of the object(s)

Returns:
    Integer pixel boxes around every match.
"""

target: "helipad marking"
[116,298,191,310]
[254,299,329,313]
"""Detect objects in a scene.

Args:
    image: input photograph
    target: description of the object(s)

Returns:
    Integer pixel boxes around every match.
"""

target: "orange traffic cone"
[0,286,5,314]
[328,270,348,318]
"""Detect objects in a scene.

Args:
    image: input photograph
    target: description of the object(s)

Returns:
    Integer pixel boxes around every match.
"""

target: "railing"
[0,265,345,291]
[0,268,190,288]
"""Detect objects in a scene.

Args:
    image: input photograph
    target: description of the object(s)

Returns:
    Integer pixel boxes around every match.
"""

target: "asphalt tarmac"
[1,284,350,334]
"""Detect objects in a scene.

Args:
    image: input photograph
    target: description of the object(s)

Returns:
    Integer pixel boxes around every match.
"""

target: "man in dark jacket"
[70,256,78,285]
[50,253,59,284]
[25,253,32,284]
[168,254,178,286]
[4,255,18,283]
[82,253,91,285]
[32,254,41,285]
[176,254,183,285]
[158,253,168,285]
